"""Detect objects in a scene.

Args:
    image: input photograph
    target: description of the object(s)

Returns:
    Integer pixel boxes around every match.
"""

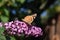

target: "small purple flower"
[4,22,8,26]
[18,29,21,33]
[5,26,9,29]
[17,33,21,36]
[18,29,23,33]
[27,30,32,35]
[9,21,13,26]
[25,31,28,34]
[10,32,13,35]
[13,32,16,34]
[35,35,39,37]
[0,22,3,27]
[11,28,17,31]
[17,26,20,29]
[21,27,28,31]
[11,24,16,28]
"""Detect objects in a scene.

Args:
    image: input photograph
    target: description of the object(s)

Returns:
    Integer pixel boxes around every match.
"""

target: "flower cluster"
[4,20,43,37]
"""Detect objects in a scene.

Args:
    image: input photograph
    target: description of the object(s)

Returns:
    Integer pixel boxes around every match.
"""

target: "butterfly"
[22,14,37,25]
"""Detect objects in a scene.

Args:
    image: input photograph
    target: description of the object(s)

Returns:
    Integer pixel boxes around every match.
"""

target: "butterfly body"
[22,14,37,25]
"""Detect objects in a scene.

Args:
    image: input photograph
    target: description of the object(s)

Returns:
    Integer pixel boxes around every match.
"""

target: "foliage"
[0,8,9,22]
[0,27,6,40]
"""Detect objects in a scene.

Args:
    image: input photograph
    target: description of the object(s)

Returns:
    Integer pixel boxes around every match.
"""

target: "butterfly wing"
[22,14,37,25]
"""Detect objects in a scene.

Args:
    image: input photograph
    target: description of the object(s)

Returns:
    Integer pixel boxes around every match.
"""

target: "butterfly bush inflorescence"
[4,20,43,37]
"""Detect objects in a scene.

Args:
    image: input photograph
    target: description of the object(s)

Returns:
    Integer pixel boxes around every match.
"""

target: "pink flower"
[35,35,39,37]
[11,28,17,31]
[5,26,9,29]
[25,31,28,34]
[13,32,16,34]
[18,29,21,33]
[4,22,8,26]
[9,21,13,26]
[11,24,16,28]
[0,22,3,27]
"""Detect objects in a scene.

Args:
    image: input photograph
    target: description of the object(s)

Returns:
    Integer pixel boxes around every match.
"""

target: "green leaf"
[0,0,5,7]
[17,0,25,4]
[0,0,2,2]
[1,15,9,22]
[11,0,15,3]
[4,8,9,16]
[0,27,6,40]
[20,0,25,4]
[10,36,16,40]
[0,27,5,34]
